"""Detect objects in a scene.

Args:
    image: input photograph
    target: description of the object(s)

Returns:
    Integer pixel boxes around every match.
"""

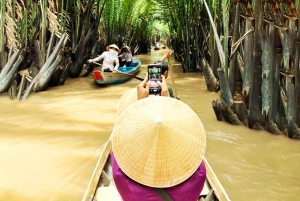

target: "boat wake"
[206,131,241,144]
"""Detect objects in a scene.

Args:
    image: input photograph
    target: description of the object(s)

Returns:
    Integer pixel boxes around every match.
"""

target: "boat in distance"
[92,58,141,84]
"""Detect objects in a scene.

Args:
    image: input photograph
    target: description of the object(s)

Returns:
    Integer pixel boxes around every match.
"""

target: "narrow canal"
[0,49,299,201]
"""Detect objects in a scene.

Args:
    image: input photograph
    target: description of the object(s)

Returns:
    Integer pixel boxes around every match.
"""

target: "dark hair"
[154,61,168,74]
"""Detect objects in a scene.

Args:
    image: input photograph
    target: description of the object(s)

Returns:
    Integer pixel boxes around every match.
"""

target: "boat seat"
[95,186,121,201]
[200,180,210,196]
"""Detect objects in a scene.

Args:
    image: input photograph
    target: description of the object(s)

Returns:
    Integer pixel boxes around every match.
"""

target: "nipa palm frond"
[48,0,56,11]
[98,23,106,45]
[15,1,23,20]
[5,12,19,51]
[47,7,62,38]
[58,10,71,37]
[5,0,13,16]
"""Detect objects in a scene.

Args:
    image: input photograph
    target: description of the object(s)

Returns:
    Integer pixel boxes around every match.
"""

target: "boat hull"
[92,58,141,84]
[82,140,231,201]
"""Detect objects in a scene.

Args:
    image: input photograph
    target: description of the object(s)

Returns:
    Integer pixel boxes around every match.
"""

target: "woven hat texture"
[116,88,137,116]
[112,96,206,188]
[122,45,130,50]
[106,44,120,53]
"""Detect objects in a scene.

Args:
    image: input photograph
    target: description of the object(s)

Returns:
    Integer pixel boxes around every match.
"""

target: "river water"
[0,49,300,201]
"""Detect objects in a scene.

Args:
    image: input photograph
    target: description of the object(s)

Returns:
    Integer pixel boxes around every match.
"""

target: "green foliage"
[252,0,256,13]
[153,21,170,42]
[222,0,230,77]
[0,0,229,72]
[100,0,160,51]
[0,0,6,51]
[27,10,36,43]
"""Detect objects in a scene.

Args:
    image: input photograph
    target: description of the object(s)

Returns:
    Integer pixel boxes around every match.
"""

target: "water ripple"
[206,130,241,144]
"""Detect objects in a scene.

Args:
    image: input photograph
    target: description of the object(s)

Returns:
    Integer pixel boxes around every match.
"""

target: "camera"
[148,64,162,95]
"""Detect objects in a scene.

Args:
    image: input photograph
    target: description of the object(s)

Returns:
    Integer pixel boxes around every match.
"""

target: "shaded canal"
[0,49,300,200]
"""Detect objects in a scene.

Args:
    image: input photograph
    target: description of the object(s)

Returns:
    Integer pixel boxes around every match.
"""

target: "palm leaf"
[222,0,230,78]
[5,12,19,51]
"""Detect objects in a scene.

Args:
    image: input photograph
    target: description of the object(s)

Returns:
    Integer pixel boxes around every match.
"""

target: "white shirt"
[90,51,120,72]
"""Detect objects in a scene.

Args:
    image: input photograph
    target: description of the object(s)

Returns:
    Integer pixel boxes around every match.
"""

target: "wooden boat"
[154,43,160,50]
[82,139,231,201]
[92,58,141,84]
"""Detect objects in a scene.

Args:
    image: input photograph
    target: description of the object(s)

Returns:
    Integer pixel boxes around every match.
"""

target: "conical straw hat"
[112,96,206,188]
[116,88,137,116]
[106,44,120,53]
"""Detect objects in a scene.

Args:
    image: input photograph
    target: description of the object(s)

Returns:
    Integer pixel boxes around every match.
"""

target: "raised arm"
[88,52,106,63]
[160,49,173,61]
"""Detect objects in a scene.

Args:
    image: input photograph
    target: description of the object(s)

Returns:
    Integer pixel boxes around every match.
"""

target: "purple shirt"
[119,51,133,62]
[111,153,206,201]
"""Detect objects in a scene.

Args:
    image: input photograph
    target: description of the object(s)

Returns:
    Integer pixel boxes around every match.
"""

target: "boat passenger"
[153,60,180,100]
[160,48,173,61]
[111,76,206,201]
[118,45,133,67]
[88,44,120,72]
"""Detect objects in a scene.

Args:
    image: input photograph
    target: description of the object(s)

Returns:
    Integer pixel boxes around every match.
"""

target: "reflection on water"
[1,50,300,201]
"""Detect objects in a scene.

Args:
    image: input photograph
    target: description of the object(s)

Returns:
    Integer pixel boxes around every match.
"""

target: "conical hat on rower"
[106,44,120,53]
[112,96,206,188]
[116,88,138,116]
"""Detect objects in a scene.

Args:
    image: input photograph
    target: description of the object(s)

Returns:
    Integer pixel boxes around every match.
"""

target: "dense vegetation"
[1,0,300,139]
[207,0,300,139]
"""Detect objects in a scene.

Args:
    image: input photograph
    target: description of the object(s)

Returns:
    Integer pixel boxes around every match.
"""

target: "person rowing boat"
[88,44,121,72]
[152,48,180,100]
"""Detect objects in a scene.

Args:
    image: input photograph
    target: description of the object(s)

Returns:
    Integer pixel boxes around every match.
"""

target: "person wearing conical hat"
[152,60,180,100]
[88,44,120,72]
[111,75,206,201]
[118,45,133,67]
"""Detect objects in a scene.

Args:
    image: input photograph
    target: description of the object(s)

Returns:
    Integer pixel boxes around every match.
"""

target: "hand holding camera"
[148,64,162,95]
[137,72,169,100]
[156,76,169,97]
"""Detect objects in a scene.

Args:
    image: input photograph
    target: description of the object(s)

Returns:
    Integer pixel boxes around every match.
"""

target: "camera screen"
[149,67,161,81]
[148,65,162,95]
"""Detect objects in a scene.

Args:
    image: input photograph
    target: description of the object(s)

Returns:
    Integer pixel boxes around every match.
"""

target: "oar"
[92,62,143,81]
[116,70,144,81]
[166,51,178,98]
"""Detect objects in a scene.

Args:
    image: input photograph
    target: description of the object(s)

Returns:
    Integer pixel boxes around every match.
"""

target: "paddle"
[92,62,143,81]
[165,50,178,98]
[116,70,144,81]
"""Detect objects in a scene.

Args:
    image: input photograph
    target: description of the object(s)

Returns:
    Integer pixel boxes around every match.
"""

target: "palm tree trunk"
[46,31,55,59]
[40,0,47,61]
[241,14,254,98]
[295,0,300,126]
[0,50,24,93]
[261,17,276,120]
[34,40,43,69]
[218,67,233,107]
[20,34,67,101]
[228,2,241,96]
[202,58,218,92]
[35,50,64,91]
[273,51,285,131]
[222,0,230,78]
[248,0,264,129]
[0,50,20,81]
[0,0,6,69]
[0,0,5,52]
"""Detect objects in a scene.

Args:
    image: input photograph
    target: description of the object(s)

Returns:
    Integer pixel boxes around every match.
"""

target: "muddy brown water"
[1,49,300,201]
